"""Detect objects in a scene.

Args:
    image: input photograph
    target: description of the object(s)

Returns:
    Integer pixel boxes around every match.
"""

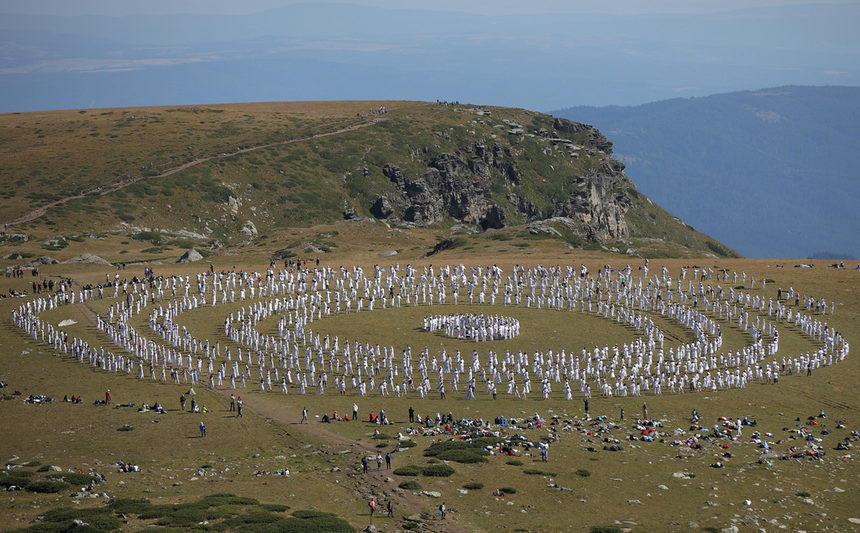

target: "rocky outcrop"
[381,153,506,229]
[553,117,614,155]
[370,196,394,219]
[549,173,632,241]
[377,142,523,229]
[371,123,635,243]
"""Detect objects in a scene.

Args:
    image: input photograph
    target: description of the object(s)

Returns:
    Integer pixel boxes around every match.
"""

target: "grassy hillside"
[1,101,736,262]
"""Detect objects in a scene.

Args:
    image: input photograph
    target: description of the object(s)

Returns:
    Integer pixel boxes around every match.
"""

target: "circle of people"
[11,262,849,403]
[422,313,520,341]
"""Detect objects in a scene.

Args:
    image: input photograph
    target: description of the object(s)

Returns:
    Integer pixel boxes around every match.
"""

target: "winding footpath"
[6,116,387,227]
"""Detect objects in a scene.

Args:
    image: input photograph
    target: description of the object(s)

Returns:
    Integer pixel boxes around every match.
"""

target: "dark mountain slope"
[554,86,860,258]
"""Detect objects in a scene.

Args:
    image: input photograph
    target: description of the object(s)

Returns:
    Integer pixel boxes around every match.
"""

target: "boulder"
[63,254,111,265]
[177,249,204,263]
[240,220,257,237]
[370,196,394,219]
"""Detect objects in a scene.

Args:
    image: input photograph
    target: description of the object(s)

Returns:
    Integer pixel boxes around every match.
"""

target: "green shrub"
[109,497,154,515]
[199,493,259,507]
[38,506,123,531]
[154,506,209,527]
[422,464,455,477]
[463,482,484,490]
[590,526,621,533]
[26,480,69,493]
[48,472,99,485]
[796,491,811,498]
[261,504,290,512]
[399,480,422,490]
[397,440,417,448]
[435,449,488,463]
[523,469,557,476]
[393,465,423,477]
[576,469,591,477]
[0,470,34,488]
[506,460,523,466]
[499,487,517,494]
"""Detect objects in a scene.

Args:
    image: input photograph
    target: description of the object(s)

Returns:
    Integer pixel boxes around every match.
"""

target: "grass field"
[0,250,856,532]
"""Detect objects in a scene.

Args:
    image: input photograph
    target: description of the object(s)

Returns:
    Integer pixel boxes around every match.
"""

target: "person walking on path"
[229,394,235,411]
[387,500,393,518]
[105,389,111,405]
[385,452,391,469]
[642,403,648,419]
[368,499,376,517]
[353,403,358,421]
[180,394,185,411]
[199,421,206,437]
[301,407,308,423]
[376,453,383,470]
[584,398,589,418]
[439,502,447,519]
[362,455,369,474]
[408,406,414,423]
[237,397,243,417]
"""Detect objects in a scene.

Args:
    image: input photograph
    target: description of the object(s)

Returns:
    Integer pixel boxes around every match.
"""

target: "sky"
[0,0,857,111]
[2,0,849,16]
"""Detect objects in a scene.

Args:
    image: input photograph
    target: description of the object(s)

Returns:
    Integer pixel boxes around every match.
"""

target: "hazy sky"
[1,0,849,16]
[1,0,856,112]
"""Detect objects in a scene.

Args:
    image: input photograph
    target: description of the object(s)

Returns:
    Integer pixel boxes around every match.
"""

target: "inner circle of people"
[423,313,520,341]
[12,261,848,403]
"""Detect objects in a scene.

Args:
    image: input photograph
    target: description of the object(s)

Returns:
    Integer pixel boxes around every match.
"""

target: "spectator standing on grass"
[199,421,206,437]
[237,397,243,417]
[105,389,111,405]
[362,455,369,473]
[369,498,376,517]
[376,453,382,470]
[353,402,358,421]
[387,500,393,518]
[385,452,391,469]
[180,394,186,411]
[439,502,446,519]
[301,407,308,423]
[229,394,235,411]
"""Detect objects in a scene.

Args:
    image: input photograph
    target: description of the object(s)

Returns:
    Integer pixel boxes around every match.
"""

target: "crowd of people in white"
[11,262,848,402]
[422,313,520,341]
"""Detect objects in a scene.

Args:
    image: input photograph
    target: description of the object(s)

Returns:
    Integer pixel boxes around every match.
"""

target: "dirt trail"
[6,116,386,227]
[229,393,469,532]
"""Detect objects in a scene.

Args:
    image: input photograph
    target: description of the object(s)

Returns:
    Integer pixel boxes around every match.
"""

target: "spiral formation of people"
[11,261,848,404]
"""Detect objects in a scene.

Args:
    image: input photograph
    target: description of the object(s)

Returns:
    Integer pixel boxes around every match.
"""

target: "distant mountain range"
[1,3,858,112]
[553,86,860,259]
